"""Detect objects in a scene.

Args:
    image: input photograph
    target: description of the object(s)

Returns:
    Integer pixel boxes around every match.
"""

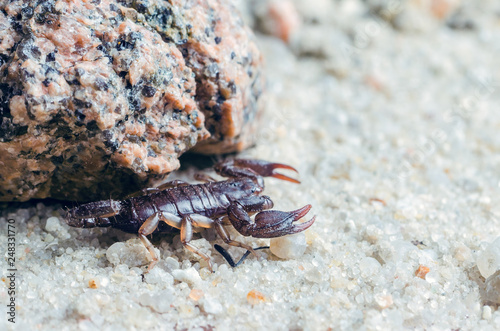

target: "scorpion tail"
[64,199,121,228]
[65,215,111,228]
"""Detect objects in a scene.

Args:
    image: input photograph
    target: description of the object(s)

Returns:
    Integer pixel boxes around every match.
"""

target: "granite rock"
[0,0,264,201]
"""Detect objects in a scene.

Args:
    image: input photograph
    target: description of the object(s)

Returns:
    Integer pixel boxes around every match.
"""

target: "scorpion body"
[65,159,315,272]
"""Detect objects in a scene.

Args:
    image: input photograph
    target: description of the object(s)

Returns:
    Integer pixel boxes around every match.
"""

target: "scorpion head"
[65,199,121,228]
[223,177,265,202]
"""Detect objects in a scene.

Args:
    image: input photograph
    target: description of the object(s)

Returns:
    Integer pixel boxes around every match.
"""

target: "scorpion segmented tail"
[65,199,122,228]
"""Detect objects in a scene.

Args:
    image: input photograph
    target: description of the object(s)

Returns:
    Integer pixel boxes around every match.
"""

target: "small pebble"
[106,239,151,267]
[359,257,381,278]
[476,237,500,278]
[137,290,175,314]
[247,289,267,305]
[482,306,492,320]
[374,293,393,309]
[266,0,301,42]
[164,257,180,271]
[189,289,204,301]
[45,217,61,232]
[270,232,307,259]
[484,270,500,304]
[202,297,224,315]
[44,234,55,243]
[144,267,174,286]
[454,243,472,263]
[172,267,202,285]
[415,265,430,279]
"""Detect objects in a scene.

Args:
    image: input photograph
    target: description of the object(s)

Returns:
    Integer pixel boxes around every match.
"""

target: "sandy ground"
[3,0,500,330]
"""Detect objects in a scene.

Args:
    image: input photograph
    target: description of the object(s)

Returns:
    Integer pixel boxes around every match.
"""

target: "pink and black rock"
[0,0,264,201]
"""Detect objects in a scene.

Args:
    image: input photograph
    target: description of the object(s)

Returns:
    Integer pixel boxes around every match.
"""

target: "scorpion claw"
[268,172,301,184]
[251,204,315,238]
[241,159,300,184]
[218,159,301,184]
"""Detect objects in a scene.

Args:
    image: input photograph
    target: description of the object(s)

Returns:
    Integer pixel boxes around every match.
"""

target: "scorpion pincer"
[64,159,316,272]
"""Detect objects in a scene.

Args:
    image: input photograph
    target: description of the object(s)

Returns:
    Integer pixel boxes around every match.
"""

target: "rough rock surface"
[0,0,263,202]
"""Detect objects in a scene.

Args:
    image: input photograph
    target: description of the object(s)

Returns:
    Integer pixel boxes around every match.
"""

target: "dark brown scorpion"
[64,159,315,272]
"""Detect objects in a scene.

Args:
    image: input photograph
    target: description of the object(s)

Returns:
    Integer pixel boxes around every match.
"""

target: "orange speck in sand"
[247,290,267,305]
[431,0,453,19]
[415,265,430,279]
[88,279,98,289]
[369,198,387,206]
[189,289,204,301]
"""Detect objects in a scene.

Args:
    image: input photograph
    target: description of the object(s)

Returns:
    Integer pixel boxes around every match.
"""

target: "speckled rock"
[0,0,264,201]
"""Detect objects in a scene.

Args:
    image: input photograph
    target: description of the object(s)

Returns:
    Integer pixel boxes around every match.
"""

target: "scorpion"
[64,159,315,272]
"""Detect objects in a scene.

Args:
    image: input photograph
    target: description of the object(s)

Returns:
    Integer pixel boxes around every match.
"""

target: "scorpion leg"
[138,213,162,272]
[214,159,300,184]
[180,215,216,272]
[194,173,217,183]
[137,211,184,272]
[211,196,274,263]
[214,245,270,268]
[137,211,217,272]
[125,188,162,198]
[156,180,189,190]
[213,217,259,259]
